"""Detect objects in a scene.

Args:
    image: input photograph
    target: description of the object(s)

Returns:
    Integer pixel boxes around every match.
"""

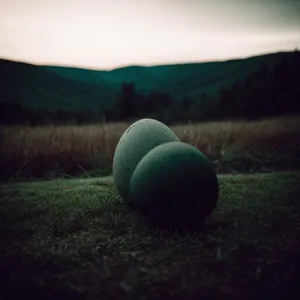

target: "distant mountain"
[46,51,295,100]
[46,65,166,94]
[0,59,118,112]
[0,51,296,113]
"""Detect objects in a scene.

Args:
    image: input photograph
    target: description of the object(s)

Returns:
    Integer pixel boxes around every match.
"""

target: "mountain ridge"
[0,50,296,113]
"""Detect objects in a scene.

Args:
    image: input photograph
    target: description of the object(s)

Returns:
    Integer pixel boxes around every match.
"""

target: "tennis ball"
[129,141,219,227]
[112,118,179,202]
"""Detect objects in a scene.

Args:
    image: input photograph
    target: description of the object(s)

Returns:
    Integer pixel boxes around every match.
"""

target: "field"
[1,116,300,299]
[1,171,300,299]
[1,115,300,182]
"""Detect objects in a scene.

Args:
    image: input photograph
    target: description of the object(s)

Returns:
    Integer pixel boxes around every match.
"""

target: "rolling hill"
[0,51,296,113]
[0,59,118,112]
[48,51,292,99]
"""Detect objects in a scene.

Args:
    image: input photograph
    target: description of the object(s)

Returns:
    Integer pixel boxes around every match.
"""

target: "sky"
[0,0,300,70]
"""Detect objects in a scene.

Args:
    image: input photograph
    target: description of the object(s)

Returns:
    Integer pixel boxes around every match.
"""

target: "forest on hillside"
[1,50,299,125]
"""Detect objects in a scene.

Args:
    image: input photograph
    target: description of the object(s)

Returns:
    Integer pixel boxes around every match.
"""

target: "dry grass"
[1,115,300,181]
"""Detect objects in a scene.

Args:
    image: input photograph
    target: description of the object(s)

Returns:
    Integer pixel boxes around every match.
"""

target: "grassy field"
[1,115,300,182]
[1,171,300,299]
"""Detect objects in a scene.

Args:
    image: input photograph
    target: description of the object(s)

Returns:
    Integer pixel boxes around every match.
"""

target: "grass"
[1,171,300,299]
[1,115,300,182]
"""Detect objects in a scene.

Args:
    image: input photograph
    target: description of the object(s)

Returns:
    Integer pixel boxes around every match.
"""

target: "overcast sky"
[1,0,299,69]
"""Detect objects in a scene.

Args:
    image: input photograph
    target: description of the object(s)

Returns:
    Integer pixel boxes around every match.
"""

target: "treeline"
[215,50,300,119]
[0,103,106,126]
[1,51,299,126]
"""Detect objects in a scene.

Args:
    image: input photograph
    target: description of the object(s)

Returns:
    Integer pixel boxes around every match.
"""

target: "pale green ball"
[112,119,179,202]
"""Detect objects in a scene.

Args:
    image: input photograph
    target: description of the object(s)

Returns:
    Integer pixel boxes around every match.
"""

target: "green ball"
[112,119,179,202]
[130,141,219,227]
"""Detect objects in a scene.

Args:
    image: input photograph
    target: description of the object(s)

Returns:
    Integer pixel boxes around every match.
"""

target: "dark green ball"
[129,141,219,228]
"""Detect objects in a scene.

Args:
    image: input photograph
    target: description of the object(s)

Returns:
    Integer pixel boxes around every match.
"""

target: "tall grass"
[1,115,300,181]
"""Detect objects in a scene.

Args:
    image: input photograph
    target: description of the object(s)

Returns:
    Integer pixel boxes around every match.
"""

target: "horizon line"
[0,48,297,71]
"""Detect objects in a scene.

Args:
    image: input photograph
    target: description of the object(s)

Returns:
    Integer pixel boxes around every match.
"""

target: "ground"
[1,172,300,299]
